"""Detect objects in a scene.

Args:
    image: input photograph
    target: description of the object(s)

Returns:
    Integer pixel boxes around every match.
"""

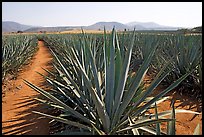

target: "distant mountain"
[2,21,182,33]
[85,21,180,31]
[126,21,180,30]
[85,22,128,30]
[2,21,39,32]
[24,26,81,32]
[126,21,163,28]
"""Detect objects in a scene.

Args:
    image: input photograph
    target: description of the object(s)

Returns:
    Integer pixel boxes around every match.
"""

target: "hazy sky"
[2,2,202,28]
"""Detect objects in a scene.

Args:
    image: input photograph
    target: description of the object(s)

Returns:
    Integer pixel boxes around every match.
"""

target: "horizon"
[3,20,199,29]
[2,2,202,28]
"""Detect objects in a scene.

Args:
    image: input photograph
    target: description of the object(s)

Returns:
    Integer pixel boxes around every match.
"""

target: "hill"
[126,21,179,30]
[2,21,182,33]
[2,21,39,32]
[84,22,128,31]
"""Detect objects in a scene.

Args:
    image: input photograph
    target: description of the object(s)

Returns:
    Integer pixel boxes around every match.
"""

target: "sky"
[2,2,202,28]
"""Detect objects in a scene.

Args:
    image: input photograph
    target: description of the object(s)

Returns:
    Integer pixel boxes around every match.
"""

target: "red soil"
[2,41,52,135]
[144,75,202,135]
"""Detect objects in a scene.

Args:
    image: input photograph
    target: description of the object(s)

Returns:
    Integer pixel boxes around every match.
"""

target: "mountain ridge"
[2,21,182,33]
[2,21,40,32]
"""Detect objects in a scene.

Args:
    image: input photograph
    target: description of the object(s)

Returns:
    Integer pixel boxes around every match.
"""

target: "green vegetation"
[2,29,201,135]
[23,29,201,135]
[177,26,202,33]
[132,33,202,100]
[2,35,38,81]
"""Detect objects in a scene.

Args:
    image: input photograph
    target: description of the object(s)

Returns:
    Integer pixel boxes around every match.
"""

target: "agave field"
[2,35,38,82]
[2,29,202,135]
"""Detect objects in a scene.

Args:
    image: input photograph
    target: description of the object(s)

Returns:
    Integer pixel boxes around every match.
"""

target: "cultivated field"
[2,29,202,135]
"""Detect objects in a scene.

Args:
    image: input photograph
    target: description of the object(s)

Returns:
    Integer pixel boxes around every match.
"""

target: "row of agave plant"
[24,29,201,135]
[130,33,202,101]
[159,34,202,99]
[2,34,38,82]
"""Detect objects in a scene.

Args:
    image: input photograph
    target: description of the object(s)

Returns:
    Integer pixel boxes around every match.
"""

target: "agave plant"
[2,35,38,81]
[132,33,202,100]
[157,34,202,99]
[24,28,200,135]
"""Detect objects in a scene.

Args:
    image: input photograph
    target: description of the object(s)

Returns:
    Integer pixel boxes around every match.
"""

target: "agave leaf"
[82,31,102,100]
[114,30,122,100]
[155,102,161,135]
[35,71,71,99]
[59,112,71,117]
[70,46,110,132]
[132,70,192,119]
[198,62,202,82]
[193,124,200,135]
[103,27,113,116]
[116,70,195,132]
[88,44,103,100]
[80,38,86,98]
[113,38,159,127]
[51,53,96,117]
[49,48,82,99]
[130,61,171,112]
[117,37,158,120]
[90,123,106,135]
[23,79,93,125]
[138,126,157,135]
[138,109,201,122]
[106,28,116,117]
[111,29,136,128]
[116,119,173,133]
[128,116,140,135]
[144,96,170,105]
[139,126,168,135]
[41,67,55,75]
[35,71,92,115]
[128,96,169,121]
[167,100,176,135]
[35,71,90,108]
[54,130,92,135]
[32,111,91,131]
[34,97,65,110]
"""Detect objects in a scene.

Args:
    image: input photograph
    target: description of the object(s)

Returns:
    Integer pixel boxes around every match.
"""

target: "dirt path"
[2,41,52,135]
